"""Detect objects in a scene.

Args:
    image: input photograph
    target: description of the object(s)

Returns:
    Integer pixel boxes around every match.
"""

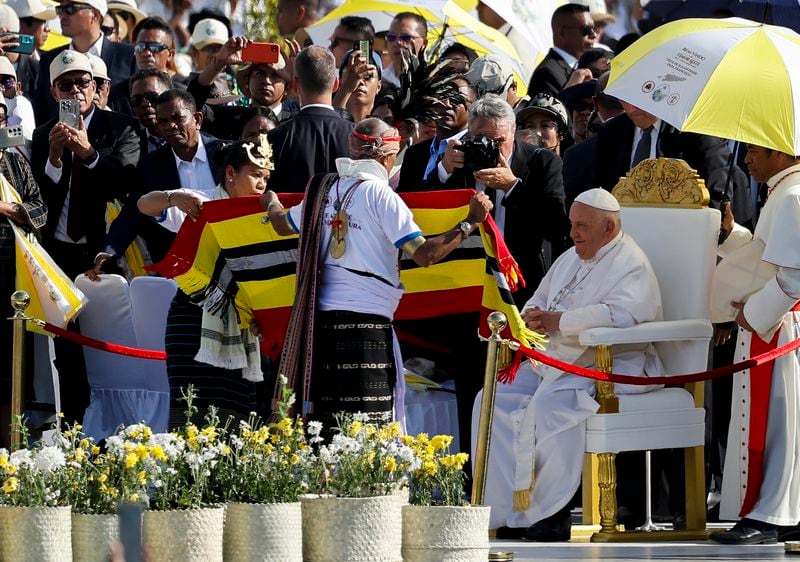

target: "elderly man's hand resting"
[524,306,562,335]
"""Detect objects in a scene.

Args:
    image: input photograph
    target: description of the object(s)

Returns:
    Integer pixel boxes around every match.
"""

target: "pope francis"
[472,188,665,541]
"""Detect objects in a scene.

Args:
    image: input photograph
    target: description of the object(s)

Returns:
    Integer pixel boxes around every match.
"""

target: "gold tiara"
[242,134,275,170]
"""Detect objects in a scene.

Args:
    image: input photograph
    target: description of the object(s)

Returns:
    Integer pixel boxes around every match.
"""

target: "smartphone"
[0,33,35,55]
[58,99,80,128]
[0,126,24,149]
[118,503,143,562]
[241,42,280,64]
[354,39,372,60]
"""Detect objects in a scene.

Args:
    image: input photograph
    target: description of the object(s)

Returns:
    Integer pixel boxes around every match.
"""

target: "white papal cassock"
[719,164,800,526]
[473,231,664,529]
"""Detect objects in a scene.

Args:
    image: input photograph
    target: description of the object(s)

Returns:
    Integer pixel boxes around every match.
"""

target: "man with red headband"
[261,117,492,429]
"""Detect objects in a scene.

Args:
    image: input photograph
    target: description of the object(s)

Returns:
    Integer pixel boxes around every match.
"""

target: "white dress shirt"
[173,135,217,195]
[551,47,578,70]
[71,33,104,58]
[630,118,662,169]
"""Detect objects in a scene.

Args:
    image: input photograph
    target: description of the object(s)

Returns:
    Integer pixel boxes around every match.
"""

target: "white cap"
[465,54,514,97]
[66,0,108,16]
[86,53,109,81]
[0,56,16,79]
[0,5,20,32]
[6,0,57,21]
[574,188,620,212]
[107,0,146,23]
[191,18,227,50]
[49,50,93,84]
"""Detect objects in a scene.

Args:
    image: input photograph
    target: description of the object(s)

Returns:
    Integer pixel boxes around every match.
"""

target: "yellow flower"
[124,453,138,469]
[422,461,438,476]
[98,473,108,483]
[6,465,16,475]
[431,435,453,451]
[200,426,217,441]
[222,445,231,455]
[129,493,139,502]
[135,443,149,461]
[0,454,8,469]
[400,435,414,446]
[290,454,300,465]
[58,412,65,418]
[348,421,363,437]
[388,422,401,437]
[385,457,397,472]
[2,477,18,494]
[137,471,147,485]
[72,448,86,463]
[79,438,90,449]
[186,424,199,439]
[91,445,101,456]
[151,446,167,462]
[282,445,291,454]
[74,424,83,431]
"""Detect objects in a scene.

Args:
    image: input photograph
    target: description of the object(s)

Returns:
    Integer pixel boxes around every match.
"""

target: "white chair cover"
[74,275,169,440]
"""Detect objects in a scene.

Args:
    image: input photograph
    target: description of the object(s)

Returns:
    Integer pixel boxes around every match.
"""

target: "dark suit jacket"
[592,114,753,222]
[427,141,570,305]
[15,54,39,99]
[267,105,354,192]
[562,134,598,210]
[104,133,225,262]
[34,39,136,125]
[31,108,142,257]
[527,49,573,99]
[397,137,435,193]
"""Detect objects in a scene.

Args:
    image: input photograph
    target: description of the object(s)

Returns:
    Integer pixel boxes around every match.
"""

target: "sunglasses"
[0,77,15,90]
[386,33,421,43]
[134,41,169,54]
[566,24,597,36]
[56,77,93,92]
[56,3,94,16]
[130,91,160,107]
[100,25,115,36]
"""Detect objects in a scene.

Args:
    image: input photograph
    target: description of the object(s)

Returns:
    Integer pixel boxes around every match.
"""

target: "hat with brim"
[86,53,109,81]
[107,0,146,24]
[592,12,617,25]
[49,49,93,84]
[0,5,20,33]
[0,56,17,80]
[7,0,57,21]
[515,94,569,131]
[236,54,289,98]
[64,0,108,16]
[191,18,228,50]
[559,79,598,112]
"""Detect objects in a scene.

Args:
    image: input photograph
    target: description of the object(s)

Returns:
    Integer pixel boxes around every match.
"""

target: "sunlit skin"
[439,78,473,135]
[521,111,561,152]
[130,76,169,135]
[135,29,174,71]
[248,64,287,107]
[557,11,596,58]
[387,17,426,71]
[568,201,618,260]
[58,2,98,39]
[225,162,270,197]
[155,98,202,159]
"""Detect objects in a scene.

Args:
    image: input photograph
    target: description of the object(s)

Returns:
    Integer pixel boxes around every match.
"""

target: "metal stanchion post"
[471,311,507,506]
[9,290,30,450]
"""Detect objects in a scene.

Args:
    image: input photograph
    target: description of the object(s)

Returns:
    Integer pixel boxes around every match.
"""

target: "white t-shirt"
[287,158,422,289]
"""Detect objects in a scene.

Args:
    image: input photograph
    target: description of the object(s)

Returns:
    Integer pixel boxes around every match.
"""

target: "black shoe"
[672,513,687,531]
[710,518,779,545]
[495,526,526,540]
[779,524,800,542]
[523,510,571,542]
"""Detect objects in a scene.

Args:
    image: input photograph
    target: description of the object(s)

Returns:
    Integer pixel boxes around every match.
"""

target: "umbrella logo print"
[667,93,680,106]
[652,84,670,102]
[642,81,655,93]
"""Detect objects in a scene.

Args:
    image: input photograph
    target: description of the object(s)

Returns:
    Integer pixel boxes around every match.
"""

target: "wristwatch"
[458,221,474,240]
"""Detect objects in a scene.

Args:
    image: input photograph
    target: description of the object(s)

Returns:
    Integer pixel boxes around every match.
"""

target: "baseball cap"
[107,0,146,23]
[64,0,109,16]
[0,5,20,33]
[515,94,569,132]
[86,53,109,81]
[49,49,93,84]
[6,0,57,21]
[0,56,16,79]
[465,54,513,97]
[191,18,228,50]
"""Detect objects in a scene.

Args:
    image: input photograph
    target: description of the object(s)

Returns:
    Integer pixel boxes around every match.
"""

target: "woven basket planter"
[72,512,119,562]
[300,495,402,562]
[402,505,490,562]
[142,506,224,562]
[0,505,72,562]
[223,502,302,562]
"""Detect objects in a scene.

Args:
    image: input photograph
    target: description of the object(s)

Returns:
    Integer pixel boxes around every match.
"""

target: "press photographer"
[429,93,570,305]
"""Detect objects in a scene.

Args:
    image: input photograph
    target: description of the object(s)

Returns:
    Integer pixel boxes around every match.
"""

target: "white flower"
[352,412,370,423]
[9,449,33,468]
[34,446,67,473]
[105,435,125,454]
[307,421,323,436]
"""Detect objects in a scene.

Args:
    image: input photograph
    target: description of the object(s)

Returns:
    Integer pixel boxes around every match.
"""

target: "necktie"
[423,139,447,181]
[66,152,85,242]
[631,126,654,168]
[148,136,165,152]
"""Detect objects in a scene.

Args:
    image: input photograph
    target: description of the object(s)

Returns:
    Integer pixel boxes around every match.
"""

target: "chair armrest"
[578,320,712,347]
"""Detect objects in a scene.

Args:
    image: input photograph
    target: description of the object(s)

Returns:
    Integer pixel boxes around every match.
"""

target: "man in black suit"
[528,3,596,98]
[268,45,355,192]
[30,50,141,424]
[429,94,570,305]
[397,75,475,192]
[90,89,225,277]
[33,0,135,125]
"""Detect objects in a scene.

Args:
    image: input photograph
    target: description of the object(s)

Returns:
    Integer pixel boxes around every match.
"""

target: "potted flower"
[142,386,228,562]
[217,375,308,562]
[300,414,418,562]
[402,434,490,562]
[0,416,72,562]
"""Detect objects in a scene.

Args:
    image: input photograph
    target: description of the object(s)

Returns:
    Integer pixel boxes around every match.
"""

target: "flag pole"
[10,290,30,450]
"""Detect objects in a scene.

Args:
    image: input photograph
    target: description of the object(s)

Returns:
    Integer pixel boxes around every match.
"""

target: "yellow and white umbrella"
[606,17,800,155]
[305,0,529,95]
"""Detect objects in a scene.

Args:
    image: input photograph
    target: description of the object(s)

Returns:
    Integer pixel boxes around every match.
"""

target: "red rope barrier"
[508,336,800,385]
[42,322,167,360]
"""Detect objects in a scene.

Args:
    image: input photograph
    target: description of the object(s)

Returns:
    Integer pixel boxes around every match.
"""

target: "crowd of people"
[0,0,798,547]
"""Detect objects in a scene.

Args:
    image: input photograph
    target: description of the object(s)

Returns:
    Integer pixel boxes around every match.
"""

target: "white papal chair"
[578,158,717,541]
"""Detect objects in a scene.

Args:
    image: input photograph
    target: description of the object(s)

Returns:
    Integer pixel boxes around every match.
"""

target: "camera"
[454,135,500,173]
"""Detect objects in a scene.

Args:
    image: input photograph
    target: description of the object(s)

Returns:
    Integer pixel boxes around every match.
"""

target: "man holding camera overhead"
[429,94,570,307]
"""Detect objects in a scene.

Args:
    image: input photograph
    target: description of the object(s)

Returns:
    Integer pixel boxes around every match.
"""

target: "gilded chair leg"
[597,452,618,534]
[582,453,600,525]
[684,445,707,532]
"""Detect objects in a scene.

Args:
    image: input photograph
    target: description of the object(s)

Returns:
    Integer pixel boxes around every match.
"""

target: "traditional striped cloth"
[148,190,544,365]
